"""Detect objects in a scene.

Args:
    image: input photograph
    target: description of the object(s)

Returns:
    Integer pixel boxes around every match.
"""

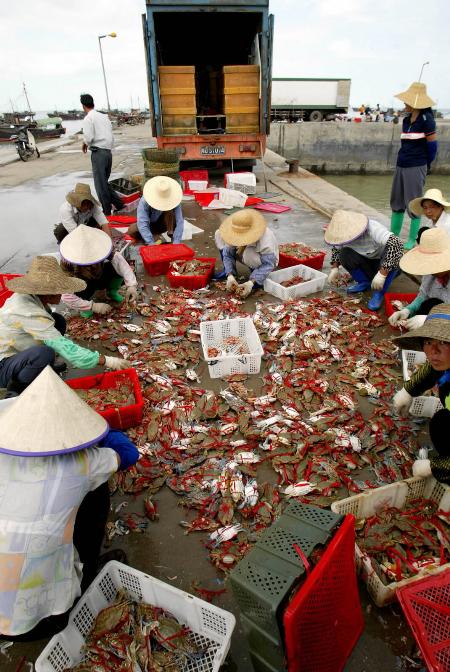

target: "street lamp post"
[98,32,117,113]
[418,61,430,82]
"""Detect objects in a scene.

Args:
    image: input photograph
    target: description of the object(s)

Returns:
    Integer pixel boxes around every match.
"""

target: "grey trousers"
[390,164,427,217]
[91,147,123,215]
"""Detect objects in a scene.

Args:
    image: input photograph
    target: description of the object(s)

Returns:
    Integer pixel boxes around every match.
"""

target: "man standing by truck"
[80,93,124,216]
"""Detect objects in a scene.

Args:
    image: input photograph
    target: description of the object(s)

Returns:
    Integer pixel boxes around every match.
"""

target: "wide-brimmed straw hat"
[394,304,450,351]
[66,183,99,209]
[0,366,109,457]
[324,210,368,246]
[59,224,113,266]
[6,256,86,295]
[219,209,267,247]
[143,176,182,211]
[399,228,450,275]
[409,189,450,218]
[395,82,435,109]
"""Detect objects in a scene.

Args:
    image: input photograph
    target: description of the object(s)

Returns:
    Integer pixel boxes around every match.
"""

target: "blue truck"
[142,0,274,165]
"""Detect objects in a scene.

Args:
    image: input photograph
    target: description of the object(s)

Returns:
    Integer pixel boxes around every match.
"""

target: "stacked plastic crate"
[229,502,345,672]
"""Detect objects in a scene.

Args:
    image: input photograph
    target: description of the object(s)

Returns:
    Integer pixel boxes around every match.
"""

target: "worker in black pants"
[80,93,123,215]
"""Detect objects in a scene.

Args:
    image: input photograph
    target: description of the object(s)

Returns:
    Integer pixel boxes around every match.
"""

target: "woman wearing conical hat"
[409,188,450,243]
[391,304,450,483]
[389,228,450,330]
[390,81,437,250]
[214,209,279,298]
[0,368,138,639]
[59,225,139,317]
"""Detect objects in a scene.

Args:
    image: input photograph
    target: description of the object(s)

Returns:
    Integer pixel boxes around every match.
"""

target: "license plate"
[200,145,225,156]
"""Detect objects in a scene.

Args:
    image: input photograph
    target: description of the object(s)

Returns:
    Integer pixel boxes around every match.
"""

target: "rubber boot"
[5,379,27,398]
[390,210,404,236]
[368,269,399,311]
[80,309,94,318]
[213,250,227,281]
[107,276,124,303]
[404,217,421,250]
[346,268,371,294]
[52,356,67,374]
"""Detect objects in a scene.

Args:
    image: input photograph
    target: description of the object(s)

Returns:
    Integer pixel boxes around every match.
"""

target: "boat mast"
[23,82,32,113]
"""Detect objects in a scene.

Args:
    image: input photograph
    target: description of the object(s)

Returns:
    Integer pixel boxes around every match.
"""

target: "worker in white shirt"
[60,225,139,317]
[80,93,124,216]
[54,183,112,243]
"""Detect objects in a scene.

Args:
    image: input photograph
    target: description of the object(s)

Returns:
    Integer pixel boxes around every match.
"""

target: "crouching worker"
[409,188,450,243]
[0,256,128,398]
[215,209,278,298]
[136,176,184,244]
[0,367,139,640]
[53,182,112,244]
[326,209,403,311]
[60,224,138,317]
[389,229,450,330]
[392,304,450,483]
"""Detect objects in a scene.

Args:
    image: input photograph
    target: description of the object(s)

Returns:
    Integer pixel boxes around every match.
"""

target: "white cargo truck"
[271,77,351,122]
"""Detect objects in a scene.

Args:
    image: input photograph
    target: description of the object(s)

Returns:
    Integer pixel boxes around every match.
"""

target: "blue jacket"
[137,197,184,244]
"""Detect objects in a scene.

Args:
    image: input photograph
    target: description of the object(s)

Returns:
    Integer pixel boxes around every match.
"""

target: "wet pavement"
[0,136,424,671]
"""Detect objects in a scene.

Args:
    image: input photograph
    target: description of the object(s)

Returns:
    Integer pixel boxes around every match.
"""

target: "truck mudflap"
[156,134,266,161]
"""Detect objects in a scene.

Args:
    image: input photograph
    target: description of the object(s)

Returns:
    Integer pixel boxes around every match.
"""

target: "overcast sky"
[2,0,449,113]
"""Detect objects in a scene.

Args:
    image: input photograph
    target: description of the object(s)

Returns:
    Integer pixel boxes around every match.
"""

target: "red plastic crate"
[194,191,219,207]
[139,243,194,276]
[167,257,216,290]
[180,170,209,194]
[283,515,363,672]
[66,369,143,430]
[0,273,23,307]
[384,292,417,319]
[254,203,291,214]
[107,215,137,226]
[279,251,326,271]
[397,569,450,672]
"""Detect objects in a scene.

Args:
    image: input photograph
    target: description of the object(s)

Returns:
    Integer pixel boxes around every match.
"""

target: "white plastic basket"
[331,477,450,607]
[225,172,256,194]
[402,349,427,381]
[264,263,327,300]
[189,180,208,191]
[400,349,443,417]
[36,561,235,672]
[200,317,264,378]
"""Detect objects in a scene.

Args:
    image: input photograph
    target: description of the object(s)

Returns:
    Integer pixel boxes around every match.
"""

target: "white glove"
[412,458,432,478]
[92,302,112,315]
[226,274,239,292]
[393,388,413,416]
[405,314,427,331]
[388,308,410,326]
[104,356,129,371]
[371,271,386,290]
[327,267,340,285]
[125,285,138,304]
[237,280,254,299]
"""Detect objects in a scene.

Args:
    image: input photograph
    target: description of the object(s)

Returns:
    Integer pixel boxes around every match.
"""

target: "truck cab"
[142,0,273,165]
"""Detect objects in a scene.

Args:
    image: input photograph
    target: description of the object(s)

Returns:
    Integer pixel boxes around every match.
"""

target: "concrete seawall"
[268,120,450,174]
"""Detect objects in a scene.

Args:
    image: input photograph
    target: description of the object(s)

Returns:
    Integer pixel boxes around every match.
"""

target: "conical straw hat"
[394,304,450,351]
[409,189,450,217]
[59,224,113,266]
[399,228,450,275]
[0,366,108,456]
[219,209,267,246]
[395,82,435,109]
[143,176,182,211]
[6,256,86,295]
[324,210,368,246]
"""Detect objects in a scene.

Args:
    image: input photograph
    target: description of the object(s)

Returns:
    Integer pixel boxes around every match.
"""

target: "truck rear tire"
[309,110,323,122]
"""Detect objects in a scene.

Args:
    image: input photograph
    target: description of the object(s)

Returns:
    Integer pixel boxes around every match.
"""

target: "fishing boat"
[48,110,83,120]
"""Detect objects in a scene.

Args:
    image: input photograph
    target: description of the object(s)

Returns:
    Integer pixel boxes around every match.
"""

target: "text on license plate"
[200,145,225,155]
